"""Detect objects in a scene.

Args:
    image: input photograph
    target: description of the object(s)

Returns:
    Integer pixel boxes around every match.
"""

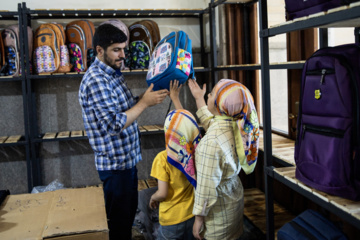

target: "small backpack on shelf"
[295,44,360,201]
[66,20,95,72]
[128,20,160,70]
[146,30,195,91]
[2,25,33,76]
[99,19,129,70]
[33,23,71,74]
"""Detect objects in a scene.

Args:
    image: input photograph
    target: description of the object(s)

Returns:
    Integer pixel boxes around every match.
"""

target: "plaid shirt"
[79,57,141,171]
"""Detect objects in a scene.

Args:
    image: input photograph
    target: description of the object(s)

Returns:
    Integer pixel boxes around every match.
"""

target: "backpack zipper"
[53,24,65,44]
[306,68,335,85]
[302,124,345,140]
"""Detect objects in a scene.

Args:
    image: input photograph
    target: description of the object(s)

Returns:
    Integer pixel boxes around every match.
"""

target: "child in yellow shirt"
[150,80,200,240]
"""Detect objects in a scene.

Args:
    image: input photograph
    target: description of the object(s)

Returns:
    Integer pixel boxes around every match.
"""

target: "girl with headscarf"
[188,78,259,240]
[150,81,201,240]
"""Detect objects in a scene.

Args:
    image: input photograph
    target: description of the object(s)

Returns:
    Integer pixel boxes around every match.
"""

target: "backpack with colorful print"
[33,23,71,74]
[2,25,33,76]
[128,20,160,70]
[66,20,95,72]
[146,31,195,91]
[99,19,129,70]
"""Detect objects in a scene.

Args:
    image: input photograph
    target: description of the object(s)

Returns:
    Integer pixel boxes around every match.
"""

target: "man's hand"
[140,83,169,107]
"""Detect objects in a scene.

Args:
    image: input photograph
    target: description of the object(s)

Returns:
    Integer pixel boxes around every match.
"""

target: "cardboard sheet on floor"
[0,187,109,240]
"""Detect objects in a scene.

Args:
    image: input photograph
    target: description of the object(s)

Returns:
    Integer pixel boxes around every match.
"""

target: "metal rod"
[259,0,274,239]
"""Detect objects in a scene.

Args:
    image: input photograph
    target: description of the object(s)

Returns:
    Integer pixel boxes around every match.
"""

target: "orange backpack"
[66,20,95,72]
[33,23,71,74]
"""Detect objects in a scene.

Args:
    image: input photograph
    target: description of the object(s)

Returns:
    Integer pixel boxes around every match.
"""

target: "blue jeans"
[158,216,196,240]
[98,167,138,240]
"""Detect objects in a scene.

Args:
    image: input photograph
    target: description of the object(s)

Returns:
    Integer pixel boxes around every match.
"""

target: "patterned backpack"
[146,31,194,91]
[128,20,160,70]
[66,20,95,72]
[2,25,33,76]
[33,23,71,74]
[99,19,129,70]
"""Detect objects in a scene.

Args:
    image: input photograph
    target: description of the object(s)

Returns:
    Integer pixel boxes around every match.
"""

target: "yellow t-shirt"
[150,150,195,226]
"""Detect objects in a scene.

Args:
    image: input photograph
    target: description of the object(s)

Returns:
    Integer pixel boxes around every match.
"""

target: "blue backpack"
[146,31,195,91]
[278,209,348,240]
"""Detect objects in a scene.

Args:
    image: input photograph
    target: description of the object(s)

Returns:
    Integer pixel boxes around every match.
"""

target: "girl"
[149,80,201,240]
[189,79,259,240]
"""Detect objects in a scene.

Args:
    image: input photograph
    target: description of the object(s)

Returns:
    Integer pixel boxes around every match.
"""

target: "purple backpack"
[295,44,360,201]
[285,0,359,20]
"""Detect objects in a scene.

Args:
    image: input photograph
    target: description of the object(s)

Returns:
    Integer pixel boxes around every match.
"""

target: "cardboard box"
[0,187,109,240]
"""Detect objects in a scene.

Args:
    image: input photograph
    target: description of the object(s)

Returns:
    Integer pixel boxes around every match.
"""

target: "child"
[149,80,200,240]
[188,79,259,240]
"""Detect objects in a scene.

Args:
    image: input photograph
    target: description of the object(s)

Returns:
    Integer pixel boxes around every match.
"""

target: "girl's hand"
[169,80,183,109]
[188,78,206,101]
[149,195,159,209]
[193,215,205,240]
[169,80,182,102]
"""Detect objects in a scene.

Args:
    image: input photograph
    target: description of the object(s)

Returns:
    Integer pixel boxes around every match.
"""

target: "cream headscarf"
[213,79,259,174]
[164,109,201,188]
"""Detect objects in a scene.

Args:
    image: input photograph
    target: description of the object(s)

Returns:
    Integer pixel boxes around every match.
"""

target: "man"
[79,24,169,240]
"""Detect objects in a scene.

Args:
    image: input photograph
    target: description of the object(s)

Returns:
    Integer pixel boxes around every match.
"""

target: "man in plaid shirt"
[79,24,168,240]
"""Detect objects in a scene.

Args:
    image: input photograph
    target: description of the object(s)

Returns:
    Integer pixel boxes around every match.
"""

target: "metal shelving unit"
[0,5,32,192]
[258,1,360,239]
[19,2,211,187]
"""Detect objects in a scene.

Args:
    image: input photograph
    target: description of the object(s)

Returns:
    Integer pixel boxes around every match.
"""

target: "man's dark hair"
[93,24,127,54]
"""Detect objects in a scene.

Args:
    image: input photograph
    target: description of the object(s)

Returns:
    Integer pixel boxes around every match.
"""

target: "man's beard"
[104,52,123,70]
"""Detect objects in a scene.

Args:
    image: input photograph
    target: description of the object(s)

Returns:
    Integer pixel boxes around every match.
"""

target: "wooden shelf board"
[275,167,360,221]
[4,135,21,143]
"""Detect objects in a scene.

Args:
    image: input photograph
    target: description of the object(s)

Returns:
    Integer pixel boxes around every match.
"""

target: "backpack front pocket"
[4,47,18,76]
[68,43,84,72]
[297,123,351,187]
[34,46,56,74]
[176,48,191,76]
[146,42,172,80]
[129,41,150,70]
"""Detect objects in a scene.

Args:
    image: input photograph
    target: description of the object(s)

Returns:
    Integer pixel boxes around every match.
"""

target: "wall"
[0,0,210,194]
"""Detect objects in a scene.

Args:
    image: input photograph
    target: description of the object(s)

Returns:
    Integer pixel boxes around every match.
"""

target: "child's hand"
[169,80,183,109]
[149,196,159,209]
[169,80,182,101]
[188,78,206,100]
